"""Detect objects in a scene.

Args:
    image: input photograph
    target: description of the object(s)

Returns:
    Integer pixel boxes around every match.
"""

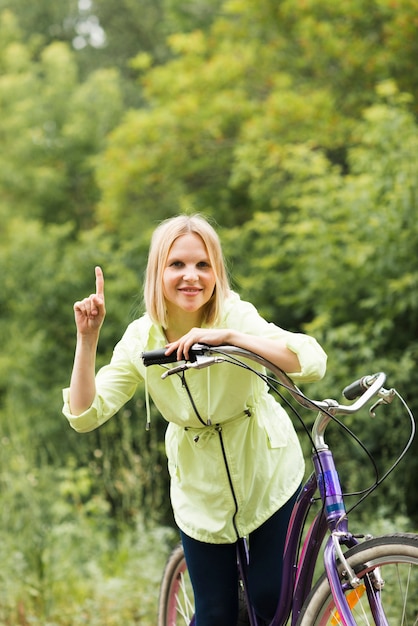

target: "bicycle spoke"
[396,562,412,625]
[176,572,194,622]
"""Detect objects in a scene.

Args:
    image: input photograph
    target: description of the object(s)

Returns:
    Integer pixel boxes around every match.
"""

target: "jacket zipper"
[180,372,208,426]
[216,425,240,540]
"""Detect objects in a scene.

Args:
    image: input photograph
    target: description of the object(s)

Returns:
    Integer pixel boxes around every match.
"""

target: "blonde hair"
[144,215,230,328]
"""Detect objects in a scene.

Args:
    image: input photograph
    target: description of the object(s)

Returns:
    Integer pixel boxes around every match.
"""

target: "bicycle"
[142,344,417,626]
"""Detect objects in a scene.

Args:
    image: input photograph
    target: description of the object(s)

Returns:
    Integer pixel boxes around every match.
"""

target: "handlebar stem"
[312,399,340,450]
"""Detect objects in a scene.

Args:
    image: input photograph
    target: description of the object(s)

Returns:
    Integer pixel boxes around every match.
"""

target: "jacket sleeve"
[227,295,327,383]
[62,323,143,433]
[282,332,327,382]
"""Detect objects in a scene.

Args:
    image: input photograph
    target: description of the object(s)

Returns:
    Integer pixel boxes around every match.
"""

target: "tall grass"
[0,438,177,625]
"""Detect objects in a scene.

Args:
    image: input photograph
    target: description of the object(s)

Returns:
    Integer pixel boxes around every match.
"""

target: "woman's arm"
[224,330,302,372]
[68,266,106,415]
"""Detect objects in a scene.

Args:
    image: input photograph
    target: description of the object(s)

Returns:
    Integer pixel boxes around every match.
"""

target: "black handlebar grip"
[342,376,368,400]
[141,349,180,367]
[141,347,203,366]
[142,344,209,366]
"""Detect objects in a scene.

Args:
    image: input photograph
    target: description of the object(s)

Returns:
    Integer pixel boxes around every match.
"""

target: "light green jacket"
[63,292,327,543]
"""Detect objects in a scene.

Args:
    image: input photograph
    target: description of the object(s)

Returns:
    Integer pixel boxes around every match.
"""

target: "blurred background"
[0,0,417,623]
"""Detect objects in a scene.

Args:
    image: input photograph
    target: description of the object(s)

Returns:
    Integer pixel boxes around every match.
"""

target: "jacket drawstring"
[206,366,212,426]
[144,368,151,430]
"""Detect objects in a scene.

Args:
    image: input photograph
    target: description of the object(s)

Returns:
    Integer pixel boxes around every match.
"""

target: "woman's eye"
[197,261,210,268]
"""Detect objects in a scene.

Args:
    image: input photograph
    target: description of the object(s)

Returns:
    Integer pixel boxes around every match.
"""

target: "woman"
[63,214,327,625]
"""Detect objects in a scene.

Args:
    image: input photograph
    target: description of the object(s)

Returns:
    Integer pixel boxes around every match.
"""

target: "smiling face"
[163,233,216,327]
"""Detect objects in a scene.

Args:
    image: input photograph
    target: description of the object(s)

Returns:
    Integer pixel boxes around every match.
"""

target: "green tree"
[0,212,173,527]
[93,0,418,234]
[0,10,124,228]
[222,82,418,520]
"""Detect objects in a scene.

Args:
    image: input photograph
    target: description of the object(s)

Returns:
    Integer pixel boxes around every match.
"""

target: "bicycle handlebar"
[142,344,393,417]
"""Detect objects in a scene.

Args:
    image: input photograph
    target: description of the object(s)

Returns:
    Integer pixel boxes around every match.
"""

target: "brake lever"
[161,355,224,379]
[369,388,396,417]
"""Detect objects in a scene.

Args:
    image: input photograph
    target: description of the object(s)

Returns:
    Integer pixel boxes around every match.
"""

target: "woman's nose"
[183,268,198,281]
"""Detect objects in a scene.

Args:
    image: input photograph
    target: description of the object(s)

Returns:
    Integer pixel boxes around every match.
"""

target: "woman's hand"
[73,266,106,336]
[165,328,231,361]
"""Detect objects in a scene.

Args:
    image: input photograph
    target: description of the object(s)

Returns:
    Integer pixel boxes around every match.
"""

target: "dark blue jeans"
[180,488,299,626]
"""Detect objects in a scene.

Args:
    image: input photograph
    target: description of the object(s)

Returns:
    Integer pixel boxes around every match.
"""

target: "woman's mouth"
[179,287,202,294]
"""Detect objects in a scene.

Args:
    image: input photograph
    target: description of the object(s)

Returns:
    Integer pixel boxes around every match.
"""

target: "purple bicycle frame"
[236,445,385,626]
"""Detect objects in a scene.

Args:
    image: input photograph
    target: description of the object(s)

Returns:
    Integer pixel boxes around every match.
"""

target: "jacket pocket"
[261,403,291,449]
[257,394,293,449]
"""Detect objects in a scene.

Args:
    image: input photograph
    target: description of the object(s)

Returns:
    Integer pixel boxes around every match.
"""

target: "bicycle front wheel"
[297,533,418,625]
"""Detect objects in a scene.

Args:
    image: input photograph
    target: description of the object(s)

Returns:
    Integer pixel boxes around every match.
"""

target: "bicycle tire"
[157,543,250,626]
[158,544,194,626]
[296,533,418,625]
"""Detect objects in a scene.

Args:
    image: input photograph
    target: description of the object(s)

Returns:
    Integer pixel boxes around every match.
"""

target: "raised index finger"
[95,266,105,299]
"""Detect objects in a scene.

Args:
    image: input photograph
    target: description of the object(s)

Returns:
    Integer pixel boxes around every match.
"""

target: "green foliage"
[165,0,224,32]
[0,14,124,228]
[0,437,176,624]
